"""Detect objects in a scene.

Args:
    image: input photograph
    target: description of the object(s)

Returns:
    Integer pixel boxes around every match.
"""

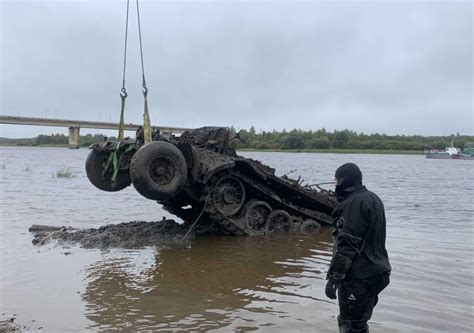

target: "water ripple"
[1,148,473,332]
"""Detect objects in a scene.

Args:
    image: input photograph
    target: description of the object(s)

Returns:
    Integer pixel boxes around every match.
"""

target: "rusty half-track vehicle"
[85,127,337,235]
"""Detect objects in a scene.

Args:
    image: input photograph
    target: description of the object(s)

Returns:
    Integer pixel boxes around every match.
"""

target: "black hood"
[335,163,363,200]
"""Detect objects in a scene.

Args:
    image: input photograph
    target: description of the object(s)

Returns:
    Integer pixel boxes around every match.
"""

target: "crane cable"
[118,0,130,142]
[136,0,152,144]
[117,0,152,144]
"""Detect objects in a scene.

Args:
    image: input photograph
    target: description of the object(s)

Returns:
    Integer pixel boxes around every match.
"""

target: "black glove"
[325,278,340,300]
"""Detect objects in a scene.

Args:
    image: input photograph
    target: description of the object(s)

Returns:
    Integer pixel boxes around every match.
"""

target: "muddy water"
[0,147,473,332]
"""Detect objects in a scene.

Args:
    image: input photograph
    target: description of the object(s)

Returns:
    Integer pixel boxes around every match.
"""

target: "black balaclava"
[334,163,363,201]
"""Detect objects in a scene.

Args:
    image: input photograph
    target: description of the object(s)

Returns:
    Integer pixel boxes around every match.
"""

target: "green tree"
[333,131,349,149]
[309,136,330,149]
[283,136,304,149]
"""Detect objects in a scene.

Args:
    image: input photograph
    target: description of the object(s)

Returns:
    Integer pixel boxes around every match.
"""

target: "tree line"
[0,133,106,147]
[35,133,106,147]
[233,127,473,151]
[1,128,472,152]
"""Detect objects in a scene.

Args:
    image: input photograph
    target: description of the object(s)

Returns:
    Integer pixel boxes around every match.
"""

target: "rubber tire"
[130,141,187,201]
[245,200,272,233]
[300,219,321,235]
[85,149,131,192]
[265,210,292,234]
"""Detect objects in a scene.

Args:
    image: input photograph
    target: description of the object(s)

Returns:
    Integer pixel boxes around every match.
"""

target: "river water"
[0,147,473,332]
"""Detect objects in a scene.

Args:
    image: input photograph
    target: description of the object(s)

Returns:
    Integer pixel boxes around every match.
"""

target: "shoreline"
[0,144,71,148]
[0,144,422,155]
[238,148,423,155]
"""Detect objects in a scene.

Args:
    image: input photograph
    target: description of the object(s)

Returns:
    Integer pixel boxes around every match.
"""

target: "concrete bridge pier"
[68,127,80,149]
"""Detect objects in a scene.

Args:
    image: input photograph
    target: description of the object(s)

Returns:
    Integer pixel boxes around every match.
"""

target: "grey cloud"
[1,1,472,137]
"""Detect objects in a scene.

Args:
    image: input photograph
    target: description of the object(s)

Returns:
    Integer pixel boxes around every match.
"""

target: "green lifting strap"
[102,142,135,185]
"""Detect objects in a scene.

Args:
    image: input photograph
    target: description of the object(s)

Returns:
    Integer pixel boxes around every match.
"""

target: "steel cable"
[118,0,130,142]
[181,189,215,242]
[121,0,130,91]
[136,0,147,90]
[136,0,152,143]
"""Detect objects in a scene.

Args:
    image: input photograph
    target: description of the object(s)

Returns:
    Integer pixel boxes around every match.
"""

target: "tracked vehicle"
[86,127,337,235]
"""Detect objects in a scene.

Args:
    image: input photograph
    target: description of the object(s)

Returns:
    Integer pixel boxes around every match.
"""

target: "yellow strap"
[118,92,126,142]
[143,93,152,143]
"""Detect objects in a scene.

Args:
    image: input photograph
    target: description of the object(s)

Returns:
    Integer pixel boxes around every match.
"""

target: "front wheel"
[130,141,188,201]
[85,149,131,192]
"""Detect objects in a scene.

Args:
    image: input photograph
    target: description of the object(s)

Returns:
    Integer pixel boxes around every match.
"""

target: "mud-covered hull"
[86,127,337,235]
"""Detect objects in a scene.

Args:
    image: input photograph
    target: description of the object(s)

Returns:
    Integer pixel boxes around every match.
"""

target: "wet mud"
[29,219,237,249]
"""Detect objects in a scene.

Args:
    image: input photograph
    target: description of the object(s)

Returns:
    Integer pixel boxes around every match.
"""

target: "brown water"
[0,147,473,332]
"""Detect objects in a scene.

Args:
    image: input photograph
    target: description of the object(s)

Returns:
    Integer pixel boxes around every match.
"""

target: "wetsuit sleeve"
[329,200,370,280]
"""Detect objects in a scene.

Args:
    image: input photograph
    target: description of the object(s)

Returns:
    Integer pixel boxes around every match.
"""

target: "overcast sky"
[1,0,472,138]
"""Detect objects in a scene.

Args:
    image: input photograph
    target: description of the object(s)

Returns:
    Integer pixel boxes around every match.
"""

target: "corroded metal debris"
[86,127,337,236]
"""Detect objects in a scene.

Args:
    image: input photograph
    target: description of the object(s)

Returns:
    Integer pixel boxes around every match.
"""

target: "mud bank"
[29,219,227,249]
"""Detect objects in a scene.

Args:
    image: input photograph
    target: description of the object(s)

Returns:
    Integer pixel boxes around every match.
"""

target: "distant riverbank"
[0,143,422,155]
[2,129,472,154]
[238,148,423,155]
[0,143,69,148]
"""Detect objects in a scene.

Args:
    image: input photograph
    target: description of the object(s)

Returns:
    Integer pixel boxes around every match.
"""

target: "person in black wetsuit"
[325,163,391,333]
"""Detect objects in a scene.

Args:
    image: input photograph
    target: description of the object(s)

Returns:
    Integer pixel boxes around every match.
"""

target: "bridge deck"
[0,115,192,133]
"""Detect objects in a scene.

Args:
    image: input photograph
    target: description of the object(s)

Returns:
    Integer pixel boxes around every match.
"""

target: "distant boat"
[425,142,474,160]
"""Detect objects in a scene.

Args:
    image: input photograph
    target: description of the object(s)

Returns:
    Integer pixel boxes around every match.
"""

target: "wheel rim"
[149,157,176,185]
[266,210,292,233]
[246,201,272,232]
[212,176,246,216]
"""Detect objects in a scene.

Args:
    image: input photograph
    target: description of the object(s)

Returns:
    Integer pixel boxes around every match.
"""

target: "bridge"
[0,115,192,148]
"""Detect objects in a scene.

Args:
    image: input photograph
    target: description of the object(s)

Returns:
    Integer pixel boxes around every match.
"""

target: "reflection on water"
[83,232,334,332]
[1,148,473,332]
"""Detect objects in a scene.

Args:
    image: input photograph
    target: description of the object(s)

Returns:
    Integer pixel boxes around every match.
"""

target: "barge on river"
[425,142,474,160]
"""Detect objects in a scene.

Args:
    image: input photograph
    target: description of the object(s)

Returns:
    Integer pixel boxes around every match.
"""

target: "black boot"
[351,320,369,332]
[338,316,351,333]
[338,317,369,333]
